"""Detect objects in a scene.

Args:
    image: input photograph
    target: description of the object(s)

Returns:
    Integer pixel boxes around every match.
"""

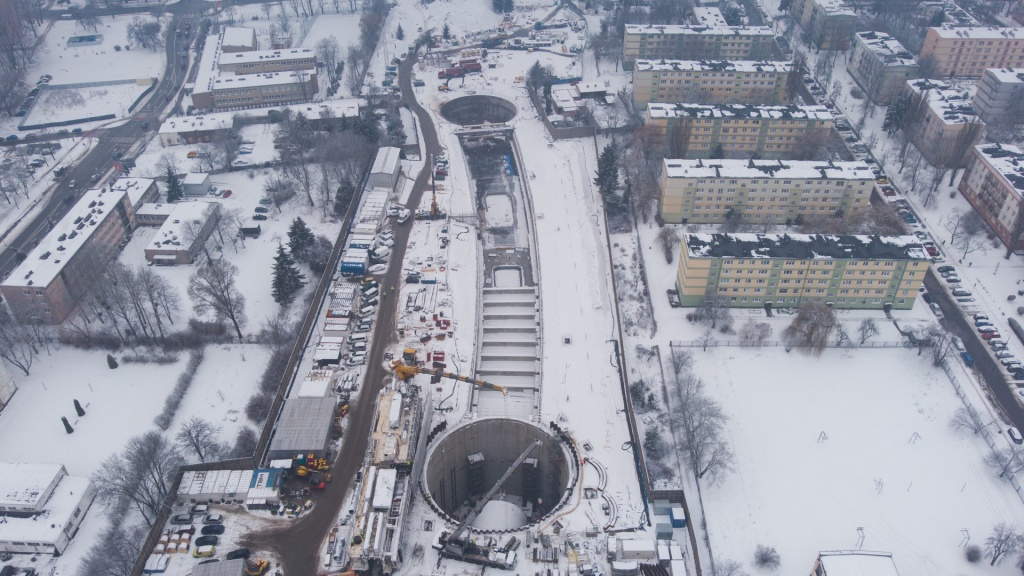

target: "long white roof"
[906,78,981,125]
[818,552,901,576]
[221,26,256,48]
[648,102,832,121]
[212,69,314,90]
[929,25,1023,39]
[625,23,774,37]
[148,202,219,252]
[664,158,874,180]
[220,47,315,66]
[0,463,63,509]
[854,31,917,66]
[635,59,792,73]
[0,476,92,546]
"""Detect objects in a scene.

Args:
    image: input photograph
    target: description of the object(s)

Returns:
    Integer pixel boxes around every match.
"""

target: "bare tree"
[926,325,955,366]
[656,227,679,263]
[0,308,38,375]
[858,318,879,344]
[93,432,184,527]
[782,301,836,355]
[698,328,717,351]
[669,347,693,379]
[739,319,772,347]
[699,295,733,331]
[176,417,225,463]
[315,37,341,85]
[188,260,247,340]
[126,17,161,50]
[673,372,735,485]
[714,558,749,576]
[77,523,146,576]
[230,426,259,459]
[985,447,1024,479]
[944,208,988,261]
[984,523,1023,565]
[950,406,988,435]
[193,142,226,172]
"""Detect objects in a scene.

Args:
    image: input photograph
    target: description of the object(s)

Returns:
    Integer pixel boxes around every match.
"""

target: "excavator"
[431,440,541,569]
[390,350,506,395]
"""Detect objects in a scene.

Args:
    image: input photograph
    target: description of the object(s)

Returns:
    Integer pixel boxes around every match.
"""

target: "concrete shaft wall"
[440,95,517,125]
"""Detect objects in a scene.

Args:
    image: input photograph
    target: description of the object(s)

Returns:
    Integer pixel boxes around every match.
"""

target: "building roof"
[177,469,254,498]
[0,463,63,509]
[635,59,792,73]
[854,31,917,66]
[2,187,127,288]
[906,78,982,126]
[983,67,1024,84]
[648,102,832,121]
[148,202,219,252]
[136,203,177,218]
[625,23,774,37]
[929,25,1023,39]
[268,396,337,455]
[220,47,315,66]
[663,158,874,180]
[158,115,235,135]
[109,177,156,208]
[192,557,246,576]
[160,99,361,135]
[221,26,256,48]
[691,6,727,27]
[973,143,1024,193]
[371,146,401,175]
[183,173,209,185]
[0,475,93,546]
[193,34,222,95]
[818,551,901,576]
[212,69,314,90]
[684,233,929,261]
[810,0,856,16]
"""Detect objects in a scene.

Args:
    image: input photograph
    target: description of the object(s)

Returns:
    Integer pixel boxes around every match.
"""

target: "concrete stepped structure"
[475,285,540,419]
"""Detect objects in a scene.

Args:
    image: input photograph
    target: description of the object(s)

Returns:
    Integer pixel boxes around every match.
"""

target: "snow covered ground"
[33,18,167,85]
[26,81,150,125]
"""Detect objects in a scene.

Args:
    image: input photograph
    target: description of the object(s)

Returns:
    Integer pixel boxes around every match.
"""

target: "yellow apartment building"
[919,25,1024,77]
[623,24,777,70]
[632,59,792,107]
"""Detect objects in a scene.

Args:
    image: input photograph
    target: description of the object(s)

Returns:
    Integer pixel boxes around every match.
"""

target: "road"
[0,4,201,279]
[239,52,443,575]
[927,271,1024,432]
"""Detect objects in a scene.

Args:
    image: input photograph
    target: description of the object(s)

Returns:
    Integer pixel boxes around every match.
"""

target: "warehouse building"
[645,103,833,159]
[370,147,402,191]
[676,233,929,310]
[848,31,920,104]
[659,158,874,224]
[267,396,337,459]
[0,187,135,324]
[632,59,792,107]
[176,469,255,505]
[789,0,857,50]
[919,25,1024,77]
[622,24,776,69]
[958,143,1024,254]
[904,78,985,167]
[0,463,97,555]
[973,68,1024,123]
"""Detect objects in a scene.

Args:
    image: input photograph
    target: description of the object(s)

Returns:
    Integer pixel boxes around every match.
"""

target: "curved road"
[239,52,442,575]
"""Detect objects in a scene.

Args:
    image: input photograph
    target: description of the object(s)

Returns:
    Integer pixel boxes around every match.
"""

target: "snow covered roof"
[648,102,832,121]
[0,463,64,510]
[973,143,1024,193]
[193,34,222,94]
[268,396,336,455]
[818,551,901,576]
[906,78,980,125]
[183,173,209,185]
[853,31,917,66]
[136,203,177,218]
[398,107,418,146]
[371,147,401,175]
[0,475,92,546]
[684,233,929,261]
[158,115,235,135]
[625,24,774,37]
[984,67,1024,84]
[177,469,254,498]
[3,187,128,288]
[691,6,727,27]
[220,47,315,66]
[808,0,855,16]
[663,158,874,180]
[221,26,256,48]
[110,177,156,207]
[192,558,247,576]
[635,59,792,73]
[929,25,1023,39]
[212,69,314,90]
[148,202,219,251]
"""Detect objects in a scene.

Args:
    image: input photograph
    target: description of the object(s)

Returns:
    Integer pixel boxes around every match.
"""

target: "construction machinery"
[431,440,541,569]
[244,558,269,576]
[390,352,505,395]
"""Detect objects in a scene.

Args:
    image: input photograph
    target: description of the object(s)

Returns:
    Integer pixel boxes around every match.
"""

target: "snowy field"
[694,347,1023,576]
[25,82,149,125]
[33,18,166,85]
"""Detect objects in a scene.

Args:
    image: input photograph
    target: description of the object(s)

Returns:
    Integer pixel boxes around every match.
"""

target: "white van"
[372,246,391,259]
[362,286,379,299]
[360,305,376,317]
[348,342,367,352]
[349,334,368,343]
[397,209,411,224]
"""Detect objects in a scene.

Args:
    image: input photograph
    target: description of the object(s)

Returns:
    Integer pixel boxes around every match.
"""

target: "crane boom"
[449,439,542,544]
[390,360,506,395]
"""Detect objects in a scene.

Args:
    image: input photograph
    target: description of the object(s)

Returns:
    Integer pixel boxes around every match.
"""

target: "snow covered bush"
[966,544,982,563]
[154,349,205,430]
[754,545,781,569]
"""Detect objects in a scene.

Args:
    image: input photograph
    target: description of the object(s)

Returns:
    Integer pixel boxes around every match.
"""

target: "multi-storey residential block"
[0,187,135,324]
[904,78,985,167]
[659,158,874,224]
[848,31,920,104]
[690,6,729,27]
[645,102,833,159]
[958,143,1024,253]
[676,233,929,309]
[919,26,1024,77]
[622,24,777,69]
[632,59,792,107]
[789,0,857,50]
[973,68,1024,123]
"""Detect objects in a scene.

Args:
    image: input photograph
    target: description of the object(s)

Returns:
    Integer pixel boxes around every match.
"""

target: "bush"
[259,347,291,395]
[966,544,982,563]
[122,353,179,365]
[245,393,272,424]
[230,426,259,459]
[154,349,205,430]
[188,318,227,336]
[754,545,781,569]
[106,354,119,369]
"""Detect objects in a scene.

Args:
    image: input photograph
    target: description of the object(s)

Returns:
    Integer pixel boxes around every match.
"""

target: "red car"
[982,332,1002,340]
[221,189,232,198]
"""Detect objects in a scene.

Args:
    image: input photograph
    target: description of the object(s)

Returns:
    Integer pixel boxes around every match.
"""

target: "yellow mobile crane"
[390,350,506,395]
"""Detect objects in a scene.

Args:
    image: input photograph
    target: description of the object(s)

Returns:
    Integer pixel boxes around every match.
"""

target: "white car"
[368,263,387,275]
[397,209,411,224]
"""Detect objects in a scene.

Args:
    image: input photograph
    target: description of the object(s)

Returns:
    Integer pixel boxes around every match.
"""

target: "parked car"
[922,292,935,304]
[253,214,268,221]
[974,313,990,321]
[170,514,193,525]
[952,289,972,297]
[982,332,1002,340]
[193,545,216,558]
[945,276,962,284]
[226,549,250,560]
[929,302,943,318]
[1009,427,1024,445]
[996,351,1015,359]
[194,535,218,547]
[259,198,273,206]
[1001,357,1020,366]
[202,514,224,525]
[201,524,225,535]
[222,189,232,198]
[978,325,999,333]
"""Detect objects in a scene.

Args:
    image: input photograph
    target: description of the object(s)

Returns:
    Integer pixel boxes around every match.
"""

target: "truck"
[438,68,464,79]
[347,234,375,250]
[461,61,482,73]
[340,250,369,276]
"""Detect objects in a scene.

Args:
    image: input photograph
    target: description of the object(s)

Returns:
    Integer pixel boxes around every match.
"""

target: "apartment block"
[919,25,1024,77]
[905,78,985,167]
[676,233,929,310]
[644,102,833,159]
[199,71,318,110]
[632,59,792,107]
[659,158,874,224]
[958,143,1024,253]
[789,0,857,50]
[848,31,920,104]
[622,24,777,70]
[973,68,1024,122]
[0,187,135,324]
[690,6,728,27]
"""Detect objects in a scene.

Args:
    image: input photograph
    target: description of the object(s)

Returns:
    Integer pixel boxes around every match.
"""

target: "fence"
[19,78,155,131]
[939,360,1024,505]
[526,86,597,140]
[670,339,905,349]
